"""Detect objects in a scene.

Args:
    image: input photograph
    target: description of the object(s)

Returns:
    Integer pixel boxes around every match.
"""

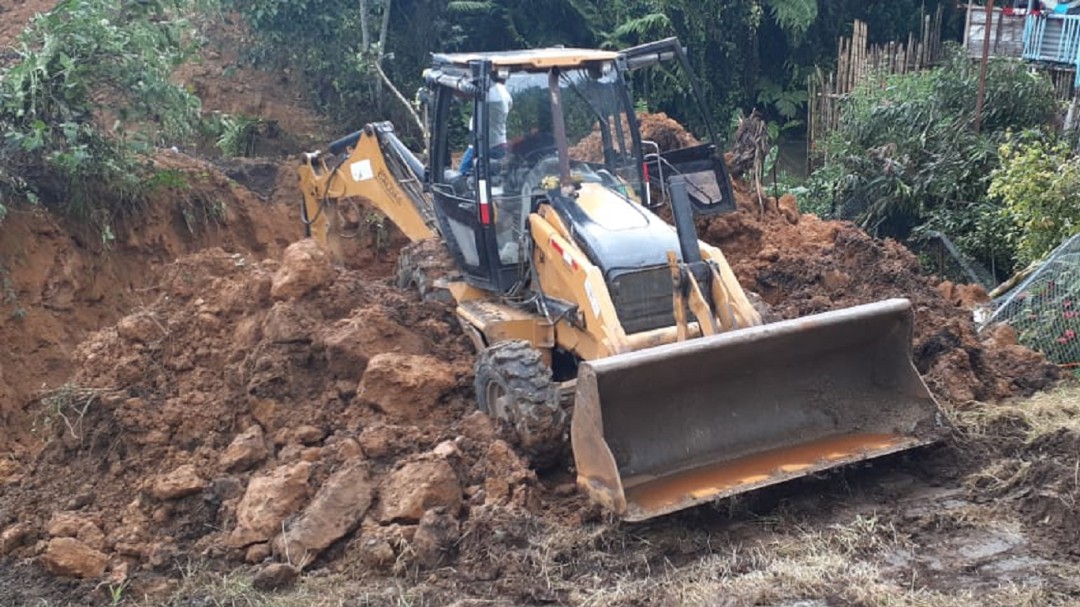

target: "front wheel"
[474,340,568,468]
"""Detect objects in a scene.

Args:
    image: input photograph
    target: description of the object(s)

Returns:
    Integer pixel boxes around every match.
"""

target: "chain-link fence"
[981,233,1080,367]
[913,231,998,289]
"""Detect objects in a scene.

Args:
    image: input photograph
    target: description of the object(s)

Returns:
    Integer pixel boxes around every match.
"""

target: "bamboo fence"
[807,8,946,171]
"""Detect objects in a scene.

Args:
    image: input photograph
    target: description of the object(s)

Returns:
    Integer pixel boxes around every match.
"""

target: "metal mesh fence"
[913,231,997,289]
[981,233,1080,367]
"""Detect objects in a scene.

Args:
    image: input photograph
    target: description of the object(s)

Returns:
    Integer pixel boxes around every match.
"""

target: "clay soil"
[2,7,1080,606]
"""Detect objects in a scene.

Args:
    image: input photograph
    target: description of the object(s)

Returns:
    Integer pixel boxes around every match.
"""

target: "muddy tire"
[474,340,568,468]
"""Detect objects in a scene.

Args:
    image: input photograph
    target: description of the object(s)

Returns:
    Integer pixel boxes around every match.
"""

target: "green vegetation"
[0,0,203,236]
[214,114,274,157]
[806,49,1059,279]
[990,135,1080,268]
[7,0,1068,288]
[227,1,959,142]
[222,0,402,128]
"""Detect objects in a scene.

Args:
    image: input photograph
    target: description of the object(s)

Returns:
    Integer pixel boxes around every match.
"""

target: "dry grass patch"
[137,562,438,607]
[956,381,1080,444]
[570,521,1068,607]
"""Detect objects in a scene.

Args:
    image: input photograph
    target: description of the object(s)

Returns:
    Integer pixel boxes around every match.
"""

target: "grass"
[570,520,1071,607]
[137,568,438,607]
[956,380,1080,443]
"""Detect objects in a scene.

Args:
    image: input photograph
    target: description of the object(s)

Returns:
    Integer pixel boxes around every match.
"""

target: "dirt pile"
[0,241,552,597]
[0,151,300,452]
[701,184,1059,402]
[570,112,699,162]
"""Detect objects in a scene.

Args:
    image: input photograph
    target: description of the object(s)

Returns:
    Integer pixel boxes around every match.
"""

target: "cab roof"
[431,48,619,71]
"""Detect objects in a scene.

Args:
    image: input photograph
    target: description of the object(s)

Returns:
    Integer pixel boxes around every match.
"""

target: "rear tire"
[474,340,567,468]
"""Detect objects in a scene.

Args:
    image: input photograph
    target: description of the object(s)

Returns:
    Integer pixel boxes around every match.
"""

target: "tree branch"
[372,58,428,147]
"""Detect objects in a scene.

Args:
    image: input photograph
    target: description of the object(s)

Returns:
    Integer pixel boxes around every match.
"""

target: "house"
[964,2,1080,91]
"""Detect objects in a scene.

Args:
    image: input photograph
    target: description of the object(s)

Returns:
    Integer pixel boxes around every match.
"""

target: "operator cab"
[424,49,650,294]
[422,41,736,298]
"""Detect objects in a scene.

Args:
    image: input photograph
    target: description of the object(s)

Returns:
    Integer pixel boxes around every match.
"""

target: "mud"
[696,183,1060,404]
[0,241,534,597]
[4,137,1076,606]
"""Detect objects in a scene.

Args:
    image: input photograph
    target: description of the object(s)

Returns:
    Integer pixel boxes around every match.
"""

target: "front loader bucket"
[571,298,944,521]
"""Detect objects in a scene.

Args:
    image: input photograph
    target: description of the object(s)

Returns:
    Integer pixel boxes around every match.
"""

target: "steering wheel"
[519,145,559,166]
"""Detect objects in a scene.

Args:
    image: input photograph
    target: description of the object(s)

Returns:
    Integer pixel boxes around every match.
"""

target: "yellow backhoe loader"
[298,39,945,521]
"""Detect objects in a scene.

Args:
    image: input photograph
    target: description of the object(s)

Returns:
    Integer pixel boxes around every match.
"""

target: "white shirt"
[473,82,512,148]
[488,82,512,148]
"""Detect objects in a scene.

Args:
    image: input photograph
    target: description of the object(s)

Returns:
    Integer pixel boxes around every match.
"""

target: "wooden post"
[975,0,995,134]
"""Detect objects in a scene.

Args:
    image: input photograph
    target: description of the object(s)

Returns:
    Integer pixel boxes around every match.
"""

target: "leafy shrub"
[805,47,1058,277]
[1005,277,1080,365]
[989,134,1080,267]
[989,232,1080,365]
[212,114,275,157]
[0,0,202,232]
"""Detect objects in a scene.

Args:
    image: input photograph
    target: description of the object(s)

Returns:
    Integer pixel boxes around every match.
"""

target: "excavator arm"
[298,122,438,251]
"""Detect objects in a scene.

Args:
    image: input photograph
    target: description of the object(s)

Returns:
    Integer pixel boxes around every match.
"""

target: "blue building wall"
[1023,13,1080,87]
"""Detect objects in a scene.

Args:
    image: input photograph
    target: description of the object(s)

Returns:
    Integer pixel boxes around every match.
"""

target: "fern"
[215,115,265,157]
[603,11,673,50]
[764,0,818,38]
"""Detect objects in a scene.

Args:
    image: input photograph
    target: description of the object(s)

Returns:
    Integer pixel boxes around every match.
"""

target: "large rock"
[413,508,460,568]
[777,192,801,225]
[47,512,96,538]
[0,523,33,555]
[251,563,299,591]
[320,308,428,381]
[116,312,161,344]
[483,439,535,506]
[149,464,204,500]
[47,512,106,551]
[272,460,374,566]
[42,537,108,579]
[358,354,456,420]
[260,301,315,344]
[228,462,312,548]
[219,425,269,472]
[377,458,462,523]
[930,349,979,403]
[270,240,334,300]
